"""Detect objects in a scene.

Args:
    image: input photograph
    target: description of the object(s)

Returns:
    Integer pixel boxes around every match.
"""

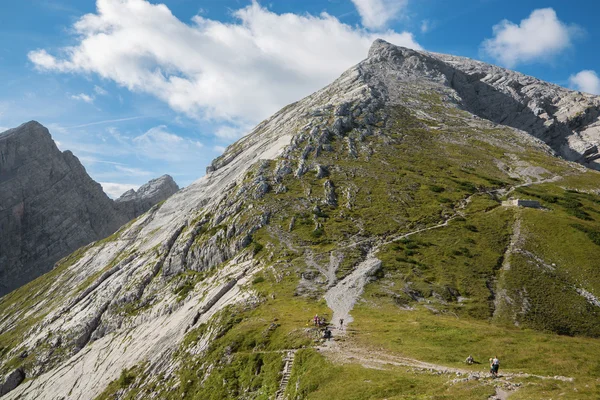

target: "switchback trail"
[317,174,571,399]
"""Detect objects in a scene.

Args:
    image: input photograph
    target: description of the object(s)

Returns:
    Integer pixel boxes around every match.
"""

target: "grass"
[286,349,493,400]
[349,304,600,398]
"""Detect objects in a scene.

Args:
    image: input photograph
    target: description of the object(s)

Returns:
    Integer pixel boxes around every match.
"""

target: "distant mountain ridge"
[0,121,179,296]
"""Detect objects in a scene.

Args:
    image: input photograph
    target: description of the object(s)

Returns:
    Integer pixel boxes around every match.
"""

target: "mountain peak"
[367,38,414,59]
[114,174,179,219]
[0,120,52,142]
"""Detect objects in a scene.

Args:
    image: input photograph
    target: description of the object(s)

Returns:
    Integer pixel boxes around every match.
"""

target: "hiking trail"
[275,350,297,400]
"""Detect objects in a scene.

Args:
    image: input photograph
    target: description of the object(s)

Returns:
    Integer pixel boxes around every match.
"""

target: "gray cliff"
[0,121,178,296]
[115,175,179,220]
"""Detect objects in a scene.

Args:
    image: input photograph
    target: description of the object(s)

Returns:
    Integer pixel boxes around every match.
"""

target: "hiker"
[313,314,319,326]
[323,327,332,340]
[465,355,474,365]
[339,318,344,329]
[490,356,500,377]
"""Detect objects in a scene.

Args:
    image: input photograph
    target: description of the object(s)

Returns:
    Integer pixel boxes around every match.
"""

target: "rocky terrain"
[114,175,179,220]
[1,41,600,399]
[0,122,179,296]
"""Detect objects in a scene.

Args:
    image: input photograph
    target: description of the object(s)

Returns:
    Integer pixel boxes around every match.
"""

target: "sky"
[1,0,599,198]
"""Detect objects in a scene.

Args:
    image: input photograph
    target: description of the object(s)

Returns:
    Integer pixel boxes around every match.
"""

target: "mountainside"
[0,122,179,296]
[114,175,180,220]
[2,41,600,399]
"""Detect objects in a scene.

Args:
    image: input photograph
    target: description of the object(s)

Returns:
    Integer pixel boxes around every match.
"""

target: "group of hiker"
[465,355,501,377]
[312,314,345,341]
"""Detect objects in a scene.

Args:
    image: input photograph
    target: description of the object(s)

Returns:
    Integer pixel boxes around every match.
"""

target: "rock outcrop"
[115,175,179,220]
[0,122,178,296]
[367,39,600,167]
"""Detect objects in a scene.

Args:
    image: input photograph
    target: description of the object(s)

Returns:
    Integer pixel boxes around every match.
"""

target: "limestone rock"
[367,39,600,169]
[323,180,337,206]
[0,122,128,296]
[0,368,24,396]
[0,122,179,296]
[115,175,179,220]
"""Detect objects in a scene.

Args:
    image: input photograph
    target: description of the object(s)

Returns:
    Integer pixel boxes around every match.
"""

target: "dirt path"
[317,339,572,400]
[493,210,522,319]
[320,342,572,382]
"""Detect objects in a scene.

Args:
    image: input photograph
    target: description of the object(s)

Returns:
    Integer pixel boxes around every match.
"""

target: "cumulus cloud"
[569,70,600,95]
[28,0,420,127]
[71,93,94,103]
[351,0,408,30]
[100,182,140,198]
[482,8,579,68]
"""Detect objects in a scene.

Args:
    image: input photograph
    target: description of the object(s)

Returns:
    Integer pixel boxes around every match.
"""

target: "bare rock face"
[0,122,178,296]
[0,121,128,296]
[367,39,600,167]
[115,175,179,220]
[0,368,24,396]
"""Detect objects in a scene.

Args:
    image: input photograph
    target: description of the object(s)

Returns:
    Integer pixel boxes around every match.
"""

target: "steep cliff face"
[2,41,600,399]
[0,122,126,296]
[367,40,600,165]
[114,175,179,220]
[0,122,179,296]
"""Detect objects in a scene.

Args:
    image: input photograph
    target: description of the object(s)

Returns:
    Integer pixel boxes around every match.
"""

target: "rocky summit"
[0,121,179,296]
[115,175,180,221]
[1,40,600,399]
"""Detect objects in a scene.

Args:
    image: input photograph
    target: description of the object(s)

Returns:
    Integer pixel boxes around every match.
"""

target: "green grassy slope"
[4,91,600,399]
[94,97,600,399]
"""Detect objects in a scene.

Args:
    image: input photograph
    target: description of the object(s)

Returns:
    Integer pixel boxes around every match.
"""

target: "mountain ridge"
[2,40,600,399]
[0,121,179,296]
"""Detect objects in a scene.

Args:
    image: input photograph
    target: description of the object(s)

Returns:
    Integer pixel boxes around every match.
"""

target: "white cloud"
[132,125,203,162]
[420,20,432,33]
[0,127,8,133]
[569,70,600,95]
[71,93,94,103]
[481,8,579,68]
[115,165,153,177]
[28,0,420,128]
[94,85,108,95]
[69,116,147,129]
[100,182,140,198]
[215,124,252,140]
[78,156,125,166]
[213,145,226,153]
[351,0,407,30]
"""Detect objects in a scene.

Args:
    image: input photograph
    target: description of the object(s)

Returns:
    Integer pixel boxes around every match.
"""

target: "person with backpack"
[490,356,500,377]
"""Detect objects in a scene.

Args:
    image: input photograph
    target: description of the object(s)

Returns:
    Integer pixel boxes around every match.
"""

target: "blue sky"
[1,0,599,197]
